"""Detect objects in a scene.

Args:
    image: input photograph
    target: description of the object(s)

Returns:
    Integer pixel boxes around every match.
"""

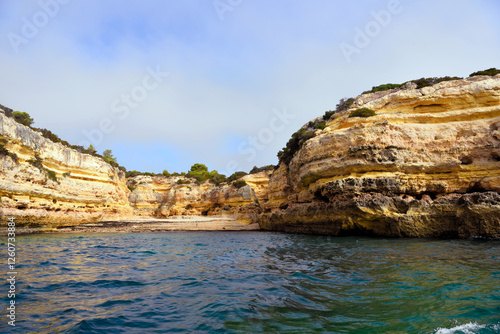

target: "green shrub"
[322,110,335,121]
[0,143,19,163]
[349,108,376,118]
[277,127,315,166]
[12,111,34,126]
[209,172,227,186]
[469,68,500,77]
[44,168,58,183]
[126,170,141,178]
[232,180,247,189]
[126,170,160,178]
[102,149,117,164]
[249,165,275,174]
[28,155,44,171]
[411,76,462,89]
[315,122,326,130]
[190,163,208,172]
[162,170,170,177]
[0,105,133,171]
[85,144,97,155]
[186,163,212,182]
[227,171,247,183]
[176,179,191,185]
[362,83,403,95]
[127,179,137,192]
[336,98,355,112]
[0,104,14,117]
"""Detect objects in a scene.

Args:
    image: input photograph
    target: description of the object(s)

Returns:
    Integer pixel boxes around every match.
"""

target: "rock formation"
[0,112,133,230]
[2,74,500,238]
[259,75,500,238]
[0,110,270,230]
[127,172,270,222]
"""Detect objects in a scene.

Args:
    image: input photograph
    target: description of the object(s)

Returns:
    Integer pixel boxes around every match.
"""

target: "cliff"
[0,106,270,231]
[259,75,500,238]
[2,73,500,238]
[127,172,270,222]
[0,112,133,230]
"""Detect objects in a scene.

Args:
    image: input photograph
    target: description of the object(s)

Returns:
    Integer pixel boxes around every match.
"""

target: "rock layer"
[2,75,500,238]
[259,75,500,238]
[0,112,133,229]
[127,172,270,222]
[0,107,270,231]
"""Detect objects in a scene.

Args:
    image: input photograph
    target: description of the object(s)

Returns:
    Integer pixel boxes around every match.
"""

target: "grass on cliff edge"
[349,108,376,118]
[277,67,499,166]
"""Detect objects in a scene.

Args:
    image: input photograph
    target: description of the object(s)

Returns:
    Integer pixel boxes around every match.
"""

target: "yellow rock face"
[0,108,271,231]
[0,113,133,230]
[127,171,271,222]
[260,75,500,238]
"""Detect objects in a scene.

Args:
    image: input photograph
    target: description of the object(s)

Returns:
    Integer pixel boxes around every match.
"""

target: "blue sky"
[1,0,499,175]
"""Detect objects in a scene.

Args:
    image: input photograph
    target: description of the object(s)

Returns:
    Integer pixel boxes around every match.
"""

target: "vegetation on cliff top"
[361,76,462,95]
[277,98,354,166]
[126,163,256,188]
[469,68,500,77]
[12,111,34,126]
[2,67,497,175]
[361,68,499,95]
[0,105,126,171]
[277,68,499,167]
[249,165,274,174]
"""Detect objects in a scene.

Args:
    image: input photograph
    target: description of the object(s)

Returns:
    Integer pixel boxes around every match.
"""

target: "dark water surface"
[2,232,499,333]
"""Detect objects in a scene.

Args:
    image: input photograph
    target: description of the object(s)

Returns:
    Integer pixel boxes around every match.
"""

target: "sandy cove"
[43,216,261,234]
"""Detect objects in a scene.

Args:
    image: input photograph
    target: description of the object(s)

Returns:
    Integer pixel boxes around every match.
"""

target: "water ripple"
[8,233,500,333]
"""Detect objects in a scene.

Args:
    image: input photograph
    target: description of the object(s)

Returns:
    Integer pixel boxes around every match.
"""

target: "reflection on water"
[2,232,499,333]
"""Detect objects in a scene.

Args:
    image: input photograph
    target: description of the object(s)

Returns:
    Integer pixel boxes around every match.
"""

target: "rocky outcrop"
[127,172,271,223]
[260,75,500,238]
[3,74,500,238]
[0,112,133,230]
[0,107,270,231]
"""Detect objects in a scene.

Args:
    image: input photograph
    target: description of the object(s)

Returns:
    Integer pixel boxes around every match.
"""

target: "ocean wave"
[435,322,499,334]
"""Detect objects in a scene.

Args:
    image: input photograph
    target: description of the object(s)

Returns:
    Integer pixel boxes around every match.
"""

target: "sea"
[2,232,499,333]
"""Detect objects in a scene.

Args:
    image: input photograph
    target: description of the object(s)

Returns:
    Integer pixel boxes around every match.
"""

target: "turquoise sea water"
[2,232,499,333]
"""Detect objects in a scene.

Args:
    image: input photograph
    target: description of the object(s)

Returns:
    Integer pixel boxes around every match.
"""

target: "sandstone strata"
[259,75,500,238]
[127,172,270,222]
[0,107,270,232]
[0,112,133,230]
[2,75,500,238]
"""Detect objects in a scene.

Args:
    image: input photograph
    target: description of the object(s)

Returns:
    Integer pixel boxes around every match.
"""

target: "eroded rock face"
[0,108,271,229]
[260,75,500,238]
[127,172,271,222]
[0,113,133,229]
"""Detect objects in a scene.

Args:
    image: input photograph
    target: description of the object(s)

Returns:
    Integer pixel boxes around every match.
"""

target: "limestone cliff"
[260,75,500,238]
[0,112,133,230]
[127,172,271,222]
[0,105,270,231]
[2,73,500,238]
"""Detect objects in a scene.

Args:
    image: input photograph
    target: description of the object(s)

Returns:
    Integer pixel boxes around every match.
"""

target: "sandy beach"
[48,216,261,233]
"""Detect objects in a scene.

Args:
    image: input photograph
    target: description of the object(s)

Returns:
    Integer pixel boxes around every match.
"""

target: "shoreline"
[11,216,262,234]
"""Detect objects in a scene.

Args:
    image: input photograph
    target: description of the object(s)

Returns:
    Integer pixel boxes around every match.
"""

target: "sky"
[0,0,499,175]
